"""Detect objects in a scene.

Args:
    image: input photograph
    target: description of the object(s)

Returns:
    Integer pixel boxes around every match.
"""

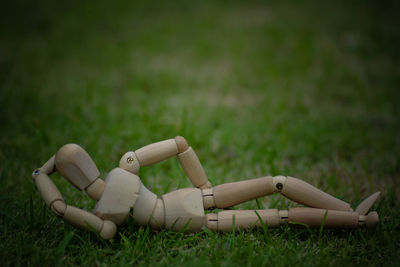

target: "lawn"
[0,0,399,265]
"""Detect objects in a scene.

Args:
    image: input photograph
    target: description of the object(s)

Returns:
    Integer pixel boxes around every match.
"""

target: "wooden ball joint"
[32,136,380,240]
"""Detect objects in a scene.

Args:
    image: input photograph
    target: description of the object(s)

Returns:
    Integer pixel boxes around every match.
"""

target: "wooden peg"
[177,147,209,188]
[281,176,351,211]
[55,144,100,190]
[202,188,215,209]
[279,210,289,224]
[134,139,178,166]
[272,176,286,191]
[162,188,206,232]
[212,176,275,208]
[358,211,379,228]
[288,208,359,228]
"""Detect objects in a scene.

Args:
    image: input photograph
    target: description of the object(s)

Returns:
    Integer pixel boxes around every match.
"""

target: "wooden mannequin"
[32,137,380,240]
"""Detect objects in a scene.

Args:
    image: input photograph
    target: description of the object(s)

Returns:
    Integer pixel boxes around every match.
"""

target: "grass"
[1,0,399,265]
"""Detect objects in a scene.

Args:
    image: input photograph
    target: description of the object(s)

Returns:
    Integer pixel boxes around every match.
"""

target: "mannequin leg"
[205,209,284,232]
[204,176,275,209]
[205,208,378,232]
[204,175,352,211]
[288,207,378,228]
[278,176,351,211]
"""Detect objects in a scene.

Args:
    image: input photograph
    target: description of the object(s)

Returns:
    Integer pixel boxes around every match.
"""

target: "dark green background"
[1,0,399,265]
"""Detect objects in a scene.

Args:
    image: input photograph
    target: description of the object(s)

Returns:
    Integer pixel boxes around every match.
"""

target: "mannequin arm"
[120,136,211,189]
[32,159,116,240]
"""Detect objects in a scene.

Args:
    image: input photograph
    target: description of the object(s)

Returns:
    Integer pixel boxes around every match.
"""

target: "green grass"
[1,0,399,265]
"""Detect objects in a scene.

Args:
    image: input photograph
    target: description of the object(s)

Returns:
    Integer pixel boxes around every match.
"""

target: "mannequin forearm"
[32,172,116,239]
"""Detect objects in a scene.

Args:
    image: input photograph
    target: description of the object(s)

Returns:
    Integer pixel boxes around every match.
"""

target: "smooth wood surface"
[94,168,141,225]
[212,176,275,208]
[174,136,189,153]
[64,205,104,231]
[282,177,351,211]
[132,182,158,226]
[199,181,212,189]
[149,199,165,229]
[355,192,380,215]
[85,179,105,200]
[162,188,205,232]
[100,220,117,240]
[55,144,100,190]
[51,200,67,217]
[40,155,56,175]
[34,173,64,207]
[119,151,140,174]
[63,205,117,239]
[177,147,209,188]
[288,208,359,228]
[213,209,280,232]
[135,139,178,166]
[365,211,379,228]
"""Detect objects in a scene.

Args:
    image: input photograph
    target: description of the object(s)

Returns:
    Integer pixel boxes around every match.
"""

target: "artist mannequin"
[32,136,380,240]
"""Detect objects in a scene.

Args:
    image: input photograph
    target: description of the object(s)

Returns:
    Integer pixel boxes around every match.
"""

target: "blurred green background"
[1,0,399,265]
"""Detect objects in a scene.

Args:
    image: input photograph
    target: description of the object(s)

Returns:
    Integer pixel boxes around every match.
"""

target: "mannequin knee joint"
[273,176,287,192]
